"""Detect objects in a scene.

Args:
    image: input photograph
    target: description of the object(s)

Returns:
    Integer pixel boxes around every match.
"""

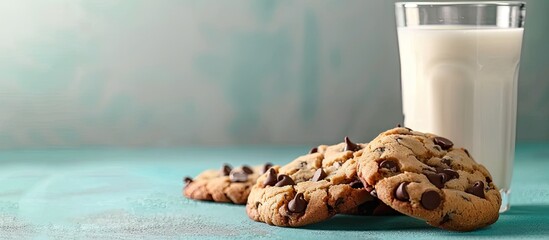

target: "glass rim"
[396,1,525,7]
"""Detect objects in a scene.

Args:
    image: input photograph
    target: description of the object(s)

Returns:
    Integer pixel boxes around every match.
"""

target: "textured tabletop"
[1,144,549,239]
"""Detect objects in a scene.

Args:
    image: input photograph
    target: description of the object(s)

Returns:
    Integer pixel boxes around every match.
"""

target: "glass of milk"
[395,2,526,212]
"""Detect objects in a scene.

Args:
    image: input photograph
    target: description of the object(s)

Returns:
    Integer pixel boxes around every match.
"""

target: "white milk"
[397,26,523,192]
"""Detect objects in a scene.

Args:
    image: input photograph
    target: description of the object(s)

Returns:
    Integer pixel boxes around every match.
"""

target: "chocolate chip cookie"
[183,163,272,204]
[246,137,378,227]
[357,127,501,231]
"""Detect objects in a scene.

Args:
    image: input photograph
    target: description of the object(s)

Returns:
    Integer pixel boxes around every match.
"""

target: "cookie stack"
[183,127,501,232]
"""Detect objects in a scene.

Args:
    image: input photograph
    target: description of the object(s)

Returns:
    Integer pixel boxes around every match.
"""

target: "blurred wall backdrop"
[0,0,547,148]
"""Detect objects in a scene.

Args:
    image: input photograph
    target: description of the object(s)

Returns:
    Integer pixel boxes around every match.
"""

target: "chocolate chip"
[263,168,278,186]
[396,124,412,131]
[426,173,447,188]
[229,171,248,182]
[370,189,378,198]
[485,177,492,183]
[379,159,399,172]
[308,147,318,154]
[221,164,232,176]
[288,193,307,213]
[466,181,485,198]
[343,136,362,152]
[433,137,454,150]
[463,148,471,157]
[427,168,459,188]
[299,161,307,168]
[395,182,410,201]
[311,168,327,182]
[442,169,459,179]
[349,180,364,189]
[183,177,193,184]
[242,165,254,174]
[440,213,451,225]
[262,163,273,174]
[421,190,441,210]
[441,157,452,166]
[275,175,296,187]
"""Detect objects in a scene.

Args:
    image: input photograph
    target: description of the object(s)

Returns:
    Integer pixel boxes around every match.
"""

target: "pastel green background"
[0,0,548,148]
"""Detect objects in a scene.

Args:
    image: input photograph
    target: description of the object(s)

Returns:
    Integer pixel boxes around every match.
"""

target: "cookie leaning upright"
[183,163,271,204]
[246,137,376,227]
[357,127,501,231]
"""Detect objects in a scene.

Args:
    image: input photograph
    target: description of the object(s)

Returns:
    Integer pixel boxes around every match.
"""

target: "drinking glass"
[395,1,526,212]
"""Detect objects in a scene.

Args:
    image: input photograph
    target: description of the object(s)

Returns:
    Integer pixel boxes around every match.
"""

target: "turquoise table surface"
[1,144,549,239]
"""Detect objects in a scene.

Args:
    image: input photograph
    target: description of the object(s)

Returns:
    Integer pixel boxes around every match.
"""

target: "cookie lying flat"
[183,163,272,204]
[357,127,501,231]
[246,137,379,227]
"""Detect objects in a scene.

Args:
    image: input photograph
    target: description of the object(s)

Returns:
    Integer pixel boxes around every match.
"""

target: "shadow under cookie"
[303,215,433,231]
